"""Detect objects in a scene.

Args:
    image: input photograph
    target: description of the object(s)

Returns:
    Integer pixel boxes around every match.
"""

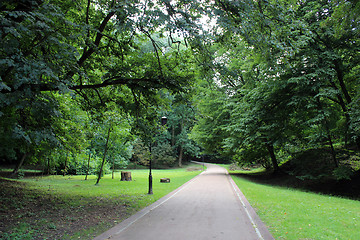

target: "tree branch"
[1,77,156,93]
[83,0,91,55]
[76,11,115,67]
[141,28,164,78]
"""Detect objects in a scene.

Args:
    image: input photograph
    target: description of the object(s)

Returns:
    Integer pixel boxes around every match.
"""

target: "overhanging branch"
[1,77,156,93]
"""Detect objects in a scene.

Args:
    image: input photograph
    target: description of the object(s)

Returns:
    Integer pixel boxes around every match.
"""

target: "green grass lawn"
[4,164,359,239]
[21,167,202,212]
[1,165,202,239]
[230,171,360,239]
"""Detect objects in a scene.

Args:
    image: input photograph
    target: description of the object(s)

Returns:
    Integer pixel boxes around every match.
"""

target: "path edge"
[93,170,204,240]
[227,171,275,240]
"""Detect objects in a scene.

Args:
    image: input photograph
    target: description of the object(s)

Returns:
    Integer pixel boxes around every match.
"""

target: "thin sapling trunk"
[95,127,111,185]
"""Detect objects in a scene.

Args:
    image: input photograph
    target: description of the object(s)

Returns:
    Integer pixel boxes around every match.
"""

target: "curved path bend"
[94,163,274,240]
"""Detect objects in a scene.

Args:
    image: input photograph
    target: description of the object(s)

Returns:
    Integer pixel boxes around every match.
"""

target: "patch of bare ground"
[0,179,128,239]
[186,166,203,171]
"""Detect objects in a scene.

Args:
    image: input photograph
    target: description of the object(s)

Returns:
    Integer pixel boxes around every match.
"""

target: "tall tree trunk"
[356,137,360,151]
[41,159,45,176]
[178,119,184,167]
[327,133,338,167]
[11,152,28,177]
[317,98,338,166]
[325,124,338,167]
[171,126,175,147]
[63,153,68,176]
[329,78,351,146]
[324,120,338,167]
[148,142,153,195]
[95,127,111,185]
[47,157,51,175]
[333,59,352,104]
[112,153,115,179]
[178,146,183,167]
[330,62,360,150]
[85,151,91,180]
[265,143,280,173]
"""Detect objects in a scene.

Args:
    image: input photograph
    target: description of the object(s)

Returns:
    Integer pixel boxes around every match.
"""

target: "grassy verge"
[23,168,201,211]
[0,164,202,239]
[227,167,360,239]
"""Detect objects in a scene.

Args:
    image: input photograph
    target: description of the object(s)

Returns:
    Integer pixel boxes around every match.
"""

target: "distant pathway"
[93,163,274,240]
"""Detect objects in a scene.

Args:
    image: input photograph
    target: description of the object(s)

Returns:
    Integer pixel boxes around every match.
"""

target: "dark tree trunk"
[333,59,352,104]
[41,159,45,176]
[11,152,28,177]
[47,157,51,175]
[334,60,360,150]
[329,78,351,146]
[178,146,183,167]
[356,136,360,151]
[171,126,175,147]
[327,133,338,167]
[316,98,338,167]
[265,143,280,173]
[178,120,184,167]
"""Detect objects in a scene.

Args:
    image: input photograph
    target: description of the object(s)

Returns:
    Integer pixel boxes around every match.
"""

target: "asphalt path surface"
[94,163,274,240]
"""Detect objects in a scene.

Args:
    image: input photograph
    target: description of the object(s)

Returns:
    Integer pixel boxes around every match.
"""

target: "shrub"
[332,165,354,180]
[283,148,334,180]
[152,143,176,168]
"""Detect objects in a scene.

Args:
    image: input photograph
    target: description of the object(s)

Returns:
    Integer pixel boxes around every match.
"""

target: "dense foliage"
[0,0,204,178]
[1,0,359,180]
[192,0,360,178]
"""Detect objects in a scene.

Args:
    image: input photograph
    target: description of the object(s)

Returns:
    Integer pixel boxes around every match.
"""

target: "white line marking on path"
[228,174,265,240]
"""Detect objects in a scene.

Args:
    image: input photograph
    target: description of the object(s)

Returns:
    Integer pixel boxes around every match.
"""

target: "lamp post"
[148,116,167,195]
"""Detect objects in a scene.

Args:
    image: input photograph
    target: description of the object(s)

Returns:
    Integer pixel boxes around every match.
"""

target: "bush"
[152,143,176,168]
[53,152,108,176]
[132,139,150,166]
[234,146,271,169]
[108,156,129,169]
[332,165,354,180]
[283,148,335,180]
[16,171,25,179]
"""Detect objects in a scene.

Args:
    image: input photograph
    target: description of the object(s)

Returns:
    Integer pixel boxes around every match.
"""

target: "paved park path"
[94,163,274,240]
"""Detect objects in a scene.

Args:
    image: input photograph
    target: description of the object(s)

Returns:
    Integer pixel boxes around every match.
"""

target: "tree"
[189,0,360,174]
[95,126,111,185]
[131,138,151,167]
[166,94,200,167]
[152,143,176,168]
[1,0,204,169]
[191,85,231,157]
[213,0,360,148]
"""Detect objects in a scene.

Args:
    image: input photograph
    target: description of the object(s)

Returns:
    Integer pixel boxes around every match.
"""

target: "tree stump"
[160,178,170,183]
[120,171,132,181]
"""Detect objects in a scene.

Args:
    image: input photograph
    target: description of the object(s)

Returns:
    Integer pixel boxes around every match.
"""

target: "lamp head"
[161,116,167,126]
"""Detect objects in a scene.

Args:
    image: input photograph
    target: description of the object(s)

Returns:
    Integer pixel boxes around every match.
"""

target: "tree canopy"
[1,0,359,179]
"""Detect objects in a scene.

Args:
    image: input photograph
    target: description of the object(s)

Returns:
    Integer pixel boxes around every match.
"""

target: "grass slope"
[231,172,360,239]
